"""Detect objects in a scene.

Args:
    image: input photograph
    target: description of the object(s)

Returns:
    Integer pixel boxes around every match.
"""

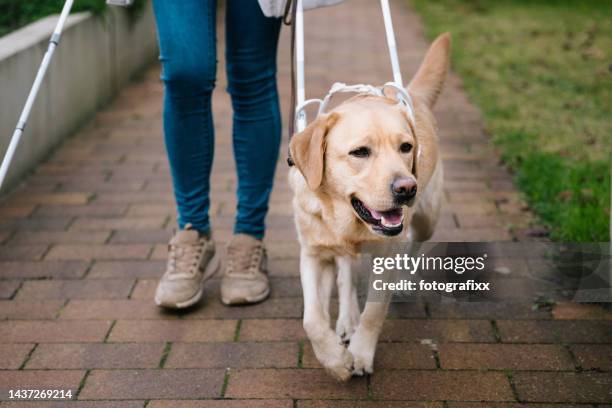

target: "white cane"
[0,0,75,190]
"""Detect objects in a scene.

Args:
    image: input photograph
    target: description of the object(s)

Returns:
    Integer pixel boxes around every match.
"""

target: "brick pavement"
[0,0,610,406]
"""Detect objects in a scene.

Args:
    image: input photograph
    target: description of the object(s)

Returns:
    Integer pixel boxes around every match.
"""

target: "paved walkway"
[0,1,610,406]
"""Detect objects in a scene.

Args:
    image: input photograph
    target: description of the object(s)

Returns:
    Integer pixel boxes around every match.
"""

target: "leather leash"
[284,0,297,166]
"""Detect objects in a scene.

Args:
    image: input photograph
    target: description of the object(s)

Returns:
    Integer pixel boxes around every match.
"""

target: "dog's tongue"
[381,209,403,227]
[369,208,383,220]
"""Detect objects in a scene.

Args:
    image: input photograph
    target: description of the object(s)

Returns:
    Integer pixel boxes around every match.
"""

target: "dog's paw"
[323,346,354,382]
[312,336,354,382]
[335,313,359,344]
[347,331,376,376]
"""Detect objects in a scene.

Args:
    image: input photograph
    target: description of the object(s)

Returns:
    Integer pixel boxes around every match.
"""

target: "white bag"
[258,0,344,18]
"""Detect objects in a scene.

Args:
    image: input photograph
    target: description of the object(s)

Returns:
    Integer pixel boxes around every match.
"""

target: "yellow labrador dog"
[288,33,451,380]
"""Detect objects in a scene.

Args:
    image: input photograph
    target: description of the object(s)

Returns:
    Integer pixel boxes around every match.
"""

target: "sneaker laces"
[167,239,205,278]
[226,241,264,277]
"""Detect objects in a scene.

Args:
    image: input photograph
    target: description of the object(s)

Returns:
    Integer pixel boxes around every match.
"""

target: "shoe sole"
[155,252,221,309]
[221,285,271,306]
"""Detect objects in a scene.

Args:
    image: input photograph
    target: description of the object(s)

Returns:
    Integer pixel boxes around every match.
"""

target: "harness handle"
[287,0,409,167]
[380,0,403,86]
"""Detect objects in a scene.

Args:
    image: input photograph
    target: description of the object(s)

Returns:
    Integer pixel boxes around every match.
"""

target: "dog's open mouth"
[351,196,404,236]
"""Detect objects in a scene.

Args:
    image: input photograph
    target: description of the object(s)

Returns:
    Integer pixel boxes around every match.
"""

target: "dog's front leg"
[348,265,394,376]
[335,255,360,343]
[301,249,353,381]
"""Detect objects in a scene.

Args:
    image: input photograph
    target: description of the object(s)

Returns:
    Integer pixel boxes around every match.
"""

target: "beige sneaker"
[155,224,219,309]
[220,234,270,305]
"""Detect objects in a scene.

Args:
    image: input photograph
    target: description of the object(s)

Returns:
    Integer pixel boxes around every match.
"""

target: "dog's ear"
[408,33,451,108]
[405,107,438,188]
[289,112,340,190]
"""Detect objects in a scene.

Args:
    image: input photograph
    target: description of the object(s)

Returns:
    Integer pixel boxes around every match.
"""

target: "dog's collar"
[288,81,415,168]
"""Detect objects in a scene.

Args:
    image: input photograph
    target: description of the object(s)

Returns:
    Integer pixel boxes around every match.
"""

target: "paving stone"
[387,302,428,318]
[0,245,48,261]
[15,279,134,300]
[239,319,306,341]
[108,320,237,342]
[225,369,367,399]
[0,343,34,369]
[514,372,612,403]
[380,319,495,342]
[149,401,293,408]
[303,342,436,369]
[430,227,512,242]
[0,300,64,319]
[268,258,300,277]
[27,343,164,369]
[2,402,143,407]
[45,244,151,260]
[0,261,89,279]
[571,345,612,371]
[34,204,128,217]
[185,297,303,319]
[0,280,21,299]
[497,320,612,343]
[552,302,612,320]
[372,370,514,401]
[0,217,73,231]
[7,192,93,205]
[87,260,165,278]
[428,302,551,320]
[126,204,177,216]
[0,320,112,343]
[9,230,111,244]
[109,229,171,244]
[298,402,442,408]
[0,230,11,243]
[93,192,175,204]
[129,278,159,300]
[58,180,146,192]
[166,342,298,368]
[0,204,36,218]
[0,370,85,398]
[447,404,586,408]
[71,217,166,230]
[60,299,175,320]
[455,214,508,228]
[79,369,225,400]
[438,343,574,370]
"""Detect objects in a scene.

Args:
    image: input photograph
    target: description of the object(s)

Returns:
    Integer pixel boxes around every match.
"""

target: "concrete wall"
[0,3,158,193]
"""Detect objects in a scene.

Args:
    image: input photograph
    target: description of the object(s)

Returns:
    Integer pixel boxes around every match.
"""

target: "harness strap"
[286,0,412,168]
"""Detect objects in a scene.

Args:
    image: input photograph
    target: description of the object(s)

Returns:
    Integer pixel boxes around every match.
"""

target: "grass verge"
[411,0,611,241]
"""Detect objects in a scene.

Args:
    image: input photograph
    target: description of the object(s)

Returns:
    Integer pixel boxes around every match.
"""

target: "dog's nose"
[391,177,417,202]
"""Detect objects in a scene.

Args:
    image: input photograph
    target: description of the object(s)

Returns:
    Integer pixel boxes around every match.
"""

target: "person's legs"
[225,1,282,239]
[220,3,281,305]
[153,0,217,234]
[153,0,220,309]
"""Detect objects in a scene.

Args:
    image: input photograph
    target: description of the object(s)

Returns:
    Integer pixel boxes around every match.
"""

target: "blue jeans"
[152,0,282,238]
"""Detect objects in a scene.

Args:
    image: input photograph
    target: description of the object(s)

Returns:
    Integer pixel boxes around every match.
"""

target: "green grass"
[411,0,611,241]
[0,0,147,37]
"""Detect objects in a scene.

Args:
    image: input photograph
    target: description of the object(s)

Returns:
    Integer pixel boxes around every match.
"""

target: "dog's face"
[290,33,450,239]
[324,99,418,236]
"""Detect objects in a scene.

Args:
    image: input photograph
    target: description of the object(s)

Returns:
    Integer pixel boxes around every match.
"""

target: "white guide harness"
[293,0,415,134]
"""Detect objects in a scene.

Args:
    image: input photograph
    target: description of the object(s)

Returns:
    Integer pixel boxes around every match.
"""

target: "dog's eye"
[349,146,371,158]
[399,142,413,153]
